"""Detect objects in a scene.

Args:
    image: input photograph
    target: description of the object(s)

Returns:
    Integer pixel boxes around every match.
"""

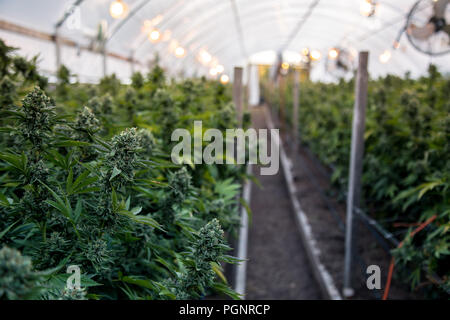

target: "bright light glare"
[175,46,186,58]
[110,0,128,19]
[152,14,163,26]
[379,50,391,63]
[216,65,224,73]
[301,48,309,56]
[209,68,218,76]
[149,29,161,42]
[328,48,339,59]
[162,30,172,41]
[220,74,229,84]
[360,0,375,17]
[199,50,212,64]
[310,50,321,61]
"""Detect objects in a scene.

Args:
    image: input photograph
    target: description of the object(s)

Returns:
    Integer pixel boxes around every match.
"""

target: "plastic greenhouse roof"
[0,0,448,82]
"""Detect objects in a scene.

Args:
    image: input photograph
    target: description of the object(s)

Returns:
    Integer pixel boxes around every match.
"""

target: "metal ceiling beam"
[279,0,321,52]
[229,0,248,59]
[0,19,142,65]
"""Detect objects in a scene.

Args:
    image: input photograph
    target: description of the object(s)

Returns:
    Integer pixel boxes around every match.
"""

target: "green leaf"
[417,180,443,199]
[0,221,19,240]
[119,210,165,232]
[212,282,241,300]
[240,197,252,225]
[120,276,157,291]
[110,166,122,181]
[53,140,91,147]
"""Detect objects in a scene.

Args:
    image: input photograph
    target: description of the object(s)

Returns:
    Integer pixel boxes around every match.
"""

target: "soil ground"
[245,107,322,300]
[265,104,421,300]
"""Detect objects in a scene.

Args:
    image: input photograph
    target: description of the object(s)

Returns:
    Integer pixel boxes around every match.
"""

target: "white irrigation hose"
[234,164,252,298]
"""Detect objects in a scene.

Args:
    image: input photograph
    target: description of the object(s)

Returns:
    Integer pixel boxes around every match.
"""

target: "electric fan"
[325,48,356,79]
[405,0,450,55]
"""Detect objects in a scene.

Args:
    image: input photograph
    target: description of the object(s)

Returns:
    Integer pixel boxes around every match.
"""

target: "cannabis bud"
[194,218,226,263]
[106,127,140,187]
[74,106,100,134]
[59,286,87,300]
[168,167,192,200]
[87,94,113,115]
[131,71,144,89]
[85,238,111,267]
[0,76,16,108]
[167,219,228,299]
[19,86,55,149]
[0,246,38,300]
[136,128,156,156]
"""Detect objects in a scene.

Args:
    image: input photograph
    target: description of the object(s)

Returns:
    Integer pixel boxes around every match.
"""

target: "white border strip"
[263,107,342,300]
[234,164,252,298]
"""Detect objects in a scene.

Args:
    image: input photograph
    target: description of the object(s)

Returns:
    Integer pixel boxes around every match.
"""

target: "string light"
[110,0,128,19]
[209,68,218,76]
[310,50,322,61]
[199,50,212,64]
[360,0,377,17]
[379,50,391,63]
[149,29,161,42]
[220,74,229,84]
[216,65,224,74]
[328,48,339,59]
[175,46,186,58]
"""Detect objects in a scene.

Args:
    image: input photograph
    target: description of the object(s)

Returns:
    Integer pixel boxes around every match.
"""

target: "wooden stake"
[293,68,300,151]
[279,75,285,133]
[233,67,244,127]
[343,51,369,298]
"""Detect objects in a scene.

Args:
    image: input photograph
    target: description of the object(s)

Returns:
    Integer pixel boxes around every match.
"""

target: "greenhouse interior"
[0,0,449,305]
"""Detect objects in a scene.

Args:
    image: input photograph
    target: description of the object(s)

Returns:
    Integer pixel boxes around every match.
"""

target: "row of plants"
[0,39,246,300]
[261,66,449,298]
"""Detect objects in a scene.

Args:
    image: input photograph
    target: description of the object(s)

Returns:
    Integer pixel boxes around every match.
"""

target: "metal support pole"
[293,68,300,151]
[233,66,243,127]
[343,51,369,298]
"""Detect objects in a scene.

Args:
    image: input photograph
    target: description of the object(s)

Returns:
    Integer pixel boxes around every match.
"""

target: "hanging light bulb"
[379,50,391,63]
[209,68,219,76]
[110,0,128,19]
[310,50,321,61]
[220,74,229,84]
[149,29,161,42]
[199,50,212,64]
[328,48,339,59]
[360,0,377,17]
[175,46,186,58]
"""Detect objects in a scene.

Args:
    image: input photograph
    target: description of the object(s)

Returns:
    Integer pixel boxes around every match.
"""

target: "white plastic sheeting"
[0,0,448,82]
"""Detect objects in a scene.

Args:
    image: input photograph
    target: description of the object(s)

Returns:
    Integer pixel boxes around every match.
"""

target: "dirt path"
[245,106,322,300]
